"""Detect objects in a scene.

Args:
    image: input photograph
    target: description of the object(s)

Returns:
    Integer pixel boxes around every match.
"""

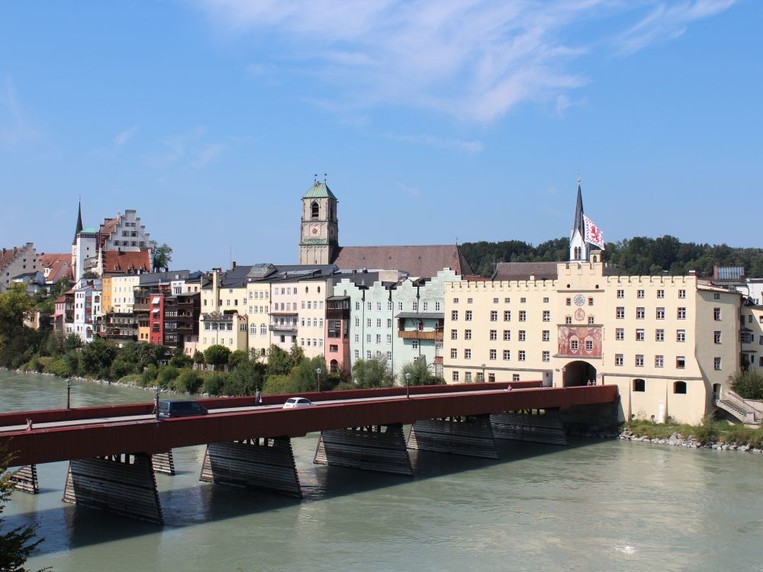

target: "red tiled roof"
[39,253,73,283]
[102,250,151,274]
[99,217,119,248]
[332,245,473,277]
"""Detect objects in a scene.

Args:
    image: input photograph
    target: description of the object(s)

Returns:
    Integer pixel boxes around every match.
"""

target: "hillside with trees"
[461,236,763,278]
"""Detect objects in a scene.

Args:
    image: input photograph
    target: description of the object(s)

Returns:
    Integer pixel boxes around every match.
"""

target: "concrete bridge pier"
[314,424,414,476]
[62,454,163,525]
[408,415,499,459]
[199,437,302,497]
[491,409,568,445]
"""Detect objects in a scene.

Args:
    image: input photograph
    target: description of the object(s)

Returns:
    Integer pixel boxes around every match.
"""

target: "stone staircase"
[716,390,762,425]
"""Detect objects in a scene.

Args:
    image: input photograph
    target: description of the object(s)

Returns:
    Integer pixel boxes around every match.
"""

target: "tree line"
[460,236,763,279]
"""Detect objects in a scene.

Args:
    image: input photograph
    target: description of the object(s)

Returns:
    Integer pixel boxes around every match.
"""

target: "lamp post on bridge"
[154,387,161,421]
[405,372,411,399]
[481,363,486,383]
[316,368,322,393]
[66,378,72,409]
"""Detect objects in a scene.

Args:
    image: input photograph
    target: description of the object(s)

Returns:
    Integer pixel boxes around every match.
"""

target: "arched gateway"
[563,360,597,387]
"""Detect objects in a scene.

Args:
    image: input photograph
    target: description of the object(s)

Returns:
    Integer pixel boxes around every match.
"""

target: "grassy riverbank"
[625,417,763,448]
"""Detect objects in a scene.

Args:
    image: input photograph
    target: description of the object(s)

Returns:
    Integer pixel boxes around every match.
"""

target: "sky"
[1,0,761,271]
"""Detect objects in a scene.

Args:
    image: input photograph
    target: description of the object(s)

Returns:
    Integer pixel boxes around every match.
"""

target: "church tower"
[569,178,588,262]
[299,176,339,265]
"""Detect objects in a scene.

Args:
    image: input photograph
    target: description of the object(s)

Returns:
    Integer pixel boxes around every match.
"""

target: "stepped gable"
[102,250,151,274]
[332,245,473,278]
[492,261,559,281]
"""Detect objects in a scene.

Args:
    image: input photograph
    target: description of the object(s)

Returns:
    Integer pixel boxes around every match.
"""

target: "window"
[615,328,624,341]
[656,329,665,342]
[467,298,473,304]
[588,316,595,324]
[713,293,720,300]
[543,297,549,303]
[636,307,645,319]
[637,289,644,299]
[490,311,498,321]
[678,289,686,299]
[542,330,550,342]
[615,354,624,366]
[543,310,550,322]
[677,307,686,319]
[465,349,471,359]
[616,307,625,319]
[617,289,624,299]
[714,331,721,344]
[503,350,510,360]
[451,329,458,340]
[714,357,722,370]
[504,310,511,322]
[465,372,472,383]
[503,330,511,341]
[635,354,644,367]
[465,310,473,321]
[490,349,497,360]
[655,355,664,368]
[633,379,645,392]
[676,330,686,342]
[657,289,664,298]
[542,351,550,362]
[518,350,526,361]
[376,319,382,327]
[512,374,520,382]
[518,330,526,341]
[676,356,686,369]
[451,310,458,321]
[493,297,499,304]
[566,298,572,306]
[674,381,687,394]
[452,371,459,382]
[519,311,526,322]
[656,307,665,319]
[713,308,721,321]
[588,297,594,306]
[585,340,593,352]
[635,329,645,341]
[570,340,579,351]
[490,329,497,341]
[520,297,526,303]
[565,316,572,324]
[465,329,472,340]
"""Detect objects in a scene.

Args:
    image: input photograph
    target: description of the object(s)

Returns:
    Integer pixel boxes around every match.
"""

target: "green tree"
[228,350,249,370]
[400,359,435,387]
[352,356,395,389]
[292,356,328,393]
[204,345,231,370]
[0,449,43,570]
[151,243,173,272]
[266,345,293,377]
[80,338,118,378]
[731,370,763,400]
[174,370,202,394]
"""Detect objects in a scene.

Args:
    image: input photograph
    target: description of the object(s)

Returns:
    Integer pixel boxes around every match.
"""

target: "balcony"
[398,329,443,341]
[269,324,298,333]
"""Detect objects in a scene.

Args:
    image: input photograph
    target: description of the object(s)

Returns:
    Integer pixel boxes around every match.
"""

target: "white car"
[282,397,313,409]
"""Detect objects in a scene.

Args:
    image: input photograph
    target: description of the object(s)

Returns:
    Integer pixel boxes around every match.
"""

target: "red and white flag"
[584,214,605,249]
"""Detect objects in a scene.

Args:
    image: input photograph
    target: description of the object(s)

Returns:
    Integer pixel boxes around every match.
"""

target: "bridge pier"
[199,438,302,497]
[9,465,39,494]
[151,451,176,475]
[314,424,413,476]
[491,409,568,445]
[62,454,163,525]
[408,415,499,459]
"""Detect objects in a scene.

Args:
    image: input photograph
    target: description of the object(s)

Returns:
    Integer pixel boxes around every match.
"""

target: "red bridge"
[0,382,618,524]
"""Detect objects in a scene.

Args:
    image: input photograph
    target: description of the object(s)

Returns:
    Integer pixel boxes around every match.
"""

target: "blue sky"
[1,0,760,271]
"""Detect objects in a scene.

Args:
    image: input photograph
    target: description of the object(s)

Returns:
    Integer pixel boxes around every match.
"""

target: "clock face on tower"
[574,294,586,306]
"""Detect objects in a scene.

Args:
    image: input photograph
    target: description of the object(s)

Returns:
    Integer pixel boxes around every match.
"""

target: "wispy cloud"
[615,0,737,56]
[145,127,225,169]
[387,132,484,154]
[0,76,39,149]
[194,0,735,122]
[114,125,139,147]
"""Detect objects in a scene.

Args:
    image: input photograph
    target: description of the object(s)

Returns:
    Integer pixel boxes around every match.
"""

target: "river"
[2,371,762,572]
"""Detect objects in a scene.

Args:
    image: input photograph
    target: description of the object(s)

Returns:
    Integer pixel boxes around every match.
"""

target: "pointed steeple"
[569,176,588,262]
[73,199,83,245]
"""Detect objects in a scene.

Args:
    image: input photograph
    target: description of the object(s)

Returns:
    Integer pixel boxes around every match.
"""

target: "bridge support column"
[63,454,163,525]
[408,415,498,459]
[151,451,176,475]
[10,465,39,494]
[200,438,302,497]
[491,409,567,445]
[314,424,413,476]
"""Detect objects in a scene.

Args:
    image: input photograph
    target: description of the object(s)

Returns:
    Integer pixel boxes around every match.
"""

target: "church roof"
[39,253,72,284]
[303,181,336,200]
[332,245,473,278]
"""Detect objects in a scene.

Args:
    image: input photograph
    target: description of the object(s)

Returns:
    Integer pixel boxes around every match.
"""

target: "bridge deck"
[0,384,617,467]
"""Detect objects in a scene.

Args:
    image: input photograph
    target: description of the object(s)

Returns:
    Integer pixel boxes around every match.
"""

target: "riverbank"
[619,428,763,453]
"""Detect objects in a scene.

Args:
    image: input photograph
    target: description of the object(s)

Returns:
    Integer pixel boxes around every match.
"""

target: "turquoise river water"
[2,371,762,572]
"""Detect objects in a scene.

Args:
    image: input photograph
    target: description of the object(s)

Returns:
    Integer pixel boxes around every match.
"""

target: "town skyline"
[1,1,760,270]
